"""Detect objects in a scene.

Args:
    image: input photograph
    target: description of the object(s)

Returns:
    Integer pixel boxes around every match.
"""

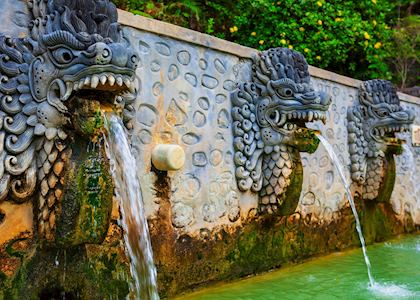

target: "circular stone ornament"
[152,144,186,171]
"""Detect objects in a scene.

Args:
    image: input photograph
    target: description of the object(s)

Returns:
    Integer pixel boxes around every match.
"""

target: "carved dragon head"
[252,48,330,147]
[0,0,138,239]
[232,48,331,214]
[348,79,414,200]
[28,0,139,131]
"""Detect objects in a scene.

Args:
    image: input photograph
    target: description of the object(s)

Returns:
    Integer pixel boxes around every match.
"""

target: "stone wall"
[0,4,419,298]
[118,10,420,228]
[116,11,420,296]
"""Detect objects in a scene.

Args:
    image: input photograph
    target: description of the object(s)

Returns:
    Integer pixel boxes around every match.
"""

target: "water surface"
[179,235,420,300]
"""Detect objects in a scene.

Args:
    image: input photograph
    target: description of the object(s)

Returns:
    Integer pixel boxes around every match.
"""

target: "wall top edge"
[118,9,420,105]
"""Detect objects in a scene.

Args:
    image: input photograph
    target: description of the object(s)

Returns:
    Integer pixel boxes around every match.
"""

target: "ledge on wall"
[117,9,419,105]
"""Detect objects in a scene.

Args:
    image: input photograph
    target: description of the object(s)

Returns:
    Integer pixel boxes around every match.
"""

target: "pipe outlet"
[152,144,185,171]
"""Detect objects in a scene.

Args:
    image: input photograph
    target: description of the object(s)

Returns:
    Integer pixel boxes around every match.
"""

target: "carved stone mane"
[347,79,414,201]
[232,48,331,214]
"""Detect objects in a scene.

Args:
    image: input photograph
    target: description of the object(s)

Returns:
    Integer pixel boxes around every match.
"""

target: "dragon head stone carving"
[0,0,139,240]
[348,79,414,201]
[232,48,331,215]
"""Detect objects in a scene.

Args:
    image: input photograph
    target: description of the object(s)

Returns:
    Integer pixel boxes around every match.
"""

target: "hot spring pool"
[178,235,420,300]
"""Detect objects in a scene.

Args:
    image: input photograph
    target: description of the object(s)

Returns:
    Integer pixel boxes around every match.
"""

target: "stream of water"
[316,134,415,297]
[316,134,374,286]
[104,114,159,300]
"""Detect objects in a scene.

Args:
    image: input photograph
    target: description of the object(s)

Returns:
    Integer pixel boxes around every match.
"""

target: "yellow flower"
[372,0,377,4]
[299,27,305,32]
[259,40,264,45]
[281,32,286,37]
[316,56,321,60]
[277,1,281,4]
[338,10,342,16]
[364,32,371,40]
[317,20,323,25]
[374,42,382,49]
[364,40,369,46]
[335,18,343,22]
[251,31,256,36]
[288,45,293,49]
[229,27,234,33]
[280,39,287,45]
[373,20,377,26]
[385,25,390,29]
[233,26,238,32]
[304,48,309,53]
[317,1,322,7]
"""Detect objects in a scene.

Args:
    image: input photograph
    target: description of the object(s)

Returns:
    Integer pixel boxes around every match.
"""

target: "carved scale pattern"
[260,147,294,213]
[37,138,70,240]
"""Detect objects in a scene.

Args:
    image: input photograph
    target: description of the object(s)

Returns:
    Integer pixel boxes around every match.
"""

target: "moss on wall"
[149,184,416,298]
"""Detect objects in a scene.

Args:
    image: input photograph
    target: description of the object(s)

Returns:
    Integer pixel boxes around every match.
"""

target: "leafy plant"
[387,15,419,88]
[114,0,419,87]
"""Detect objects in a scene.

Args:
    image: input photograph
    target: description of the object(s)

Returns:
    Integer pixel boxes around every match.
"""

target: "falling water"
[104,114,159,300]
[316,134,375,286]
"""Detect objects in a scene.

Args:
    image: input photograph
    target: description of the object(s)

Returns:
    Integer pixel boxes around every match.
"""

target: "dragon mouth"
[48,68,136,114]
[370,123,411,144]
[63,70,136,102]
[267,108,327,133]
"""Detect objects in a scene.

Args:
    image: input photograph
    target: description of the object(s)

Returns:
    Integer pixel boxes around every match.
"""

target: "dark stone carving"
[347,79,414,201]
[232,48,331,214]
[0,0,138,240]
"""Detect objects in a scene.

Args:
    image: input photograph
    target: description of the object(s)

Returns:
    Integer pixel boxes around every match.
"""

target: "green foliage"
[214,0,395,80]
[115,0,418,84]
[387,15,419,88]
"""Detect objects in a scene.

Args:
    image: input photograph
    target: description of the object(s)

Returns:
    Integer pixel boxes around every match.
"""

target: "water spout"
[104,114,159,300]
[316,133,375,287]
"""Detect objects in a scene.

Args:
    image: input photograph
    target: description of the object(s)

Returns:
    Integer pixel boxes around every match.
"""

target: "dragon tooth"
[73,81,79,91]
[84,77,91,86]
[91,75,99,88]
[100,75,107,85]
[292,112,297,119]
[108,74,116,86]
[124,77,131,88]
[301,111,307,119]
[314,112,319,120]
[62,82,73,101]
[380,128,385,135]
[116,76,123,87]
[308,111,314,122]
[128,84,136,94]
[297,112,302,119]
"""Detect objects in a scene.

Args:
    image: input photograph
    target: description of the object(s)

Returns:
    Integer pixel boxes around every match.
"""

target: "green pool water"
[179,235,420,300]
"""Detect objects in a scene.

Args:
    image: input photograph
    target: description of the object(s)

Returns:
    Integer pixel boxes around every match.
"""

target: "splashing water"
[368,282,416,299]
[316,134,374,286]
[104,114,159,300]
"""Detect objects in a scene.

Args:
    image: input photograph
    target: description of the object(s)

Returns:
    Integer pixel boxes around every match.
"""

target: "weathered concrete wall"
[119,11,420,229]
[118,10,420,296]
[0,4,419,298]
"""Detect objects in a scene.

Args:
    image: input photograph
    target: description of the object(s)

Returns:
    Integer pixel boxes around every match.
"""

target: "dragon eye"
[278,87,294,98]
[376,109,389,117]
[51,47,74,64]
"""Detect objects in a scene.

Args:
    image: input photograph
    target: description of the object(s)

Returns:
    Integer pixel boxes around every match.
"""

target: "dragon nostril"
[103,49,110,58]
[131,55,138,64]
